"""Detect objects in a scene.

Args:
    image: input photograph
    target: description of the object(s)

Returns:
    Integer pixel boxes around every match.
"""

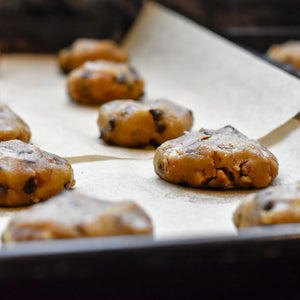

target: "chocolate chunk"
[116,73,127,83]
[149,138,160,148]
[157,124,166,134]
[188,110,193,117]
[219,168,235,182]
[81,71,92,78]
[149,109,163,122]
[109,118,116,131]
[23,177,37,194]
[0,184,8,198]
[263,200,275,211]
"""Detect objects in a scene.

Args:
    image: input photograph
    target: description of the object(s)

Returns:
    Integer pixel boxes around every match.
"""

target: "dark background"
[0,0,300,53]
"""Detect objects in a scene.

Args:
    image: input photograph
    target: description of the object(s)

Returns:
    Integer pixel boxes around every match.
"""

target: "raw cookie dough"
[267,41,300,68]
[58,38,128,73]
[233,182,300,228]
[3,192,153,241]
[0,140,75,207]
[98,99,193,147]
[67,60,144,105]
[153,125,278,189]
[0,104,31,142]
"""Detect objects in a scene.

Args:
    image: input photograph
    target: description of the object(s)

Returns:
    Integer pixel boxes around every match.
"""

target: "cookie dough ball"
[267,41,300,68]
[3,192,153,241]
[233,182,300,228]
[0,104,31,142]
[154,125,278,189]
[67,60,144,105]
[58,38,128,74]
[98,99,193,147]
[0,140,75,207]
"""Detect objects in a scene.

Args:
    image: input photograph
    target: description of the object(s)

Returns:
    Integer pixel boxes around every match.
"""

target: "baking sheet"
[0,1,299,249]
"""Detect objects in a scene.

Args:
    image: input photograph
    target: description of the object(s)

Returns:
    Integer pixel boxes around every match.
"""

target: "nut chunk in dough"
[0,104,31,142]
[67,60,144,105]
[0,140,75,207]
[153,125,278,189]
[3,192,153,242]
[233,182,300,228]
[98,99,193,147]
[58,38,128,73]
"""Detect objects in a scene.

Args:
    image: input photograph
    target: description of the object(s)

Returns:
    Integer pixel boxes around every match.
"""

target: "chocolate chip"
[0,184,8,198]
[23,177,37,194]
[116,73,127,83]
[157,124,166,134]
[109,118,116,131]
[149,138,160,148]
[81,71,92,78]
[263,200,275,211]
[188,110,193,117]
[219,168,234,182]
[149,109,163,122]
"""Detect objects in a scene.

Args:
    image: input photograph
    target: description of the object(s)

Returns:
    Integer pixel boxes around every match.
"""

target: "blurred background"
[0,0,299,53]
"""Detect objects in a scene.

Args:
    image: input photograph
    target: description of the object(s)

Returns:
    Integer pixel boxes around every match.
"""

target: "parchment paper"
[0,55,154,160]
[123,1,300,139]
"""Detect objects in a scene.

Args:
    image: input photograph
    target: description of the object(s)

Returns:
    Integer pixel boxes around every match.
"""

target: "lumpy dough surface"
[98,99,193,147]
[67,60,144,105]
[0,104,31,142]
[153,125,278,189]
[0,140,75,207]
[234,182,300,227]
[3,191,153,241]
[58,38,128,73]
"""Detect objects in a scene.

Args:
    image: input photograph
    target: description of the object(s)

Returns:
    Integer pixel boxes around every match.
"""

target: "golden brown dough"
[154,125,278,189]
[0,104,31,142]
[3,192,153,241]
[97,99,193,147]
[233,182,300,228]
[0,140,75,207]
[67,60,144,105]
[58,38,128,73]
[267,41,300,68]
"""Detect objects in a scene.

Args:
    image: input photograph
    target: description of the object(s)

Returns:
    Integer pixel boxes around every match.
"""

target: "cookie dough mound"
[67,60,144,105]
[233,182,300,228]
[98,99,193,147]
[267,41,300,68]
[58,38,128,74]
[153,125,278,189]
[3,192,153,241]
[0,104,31,142]
[0,140,75,207]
